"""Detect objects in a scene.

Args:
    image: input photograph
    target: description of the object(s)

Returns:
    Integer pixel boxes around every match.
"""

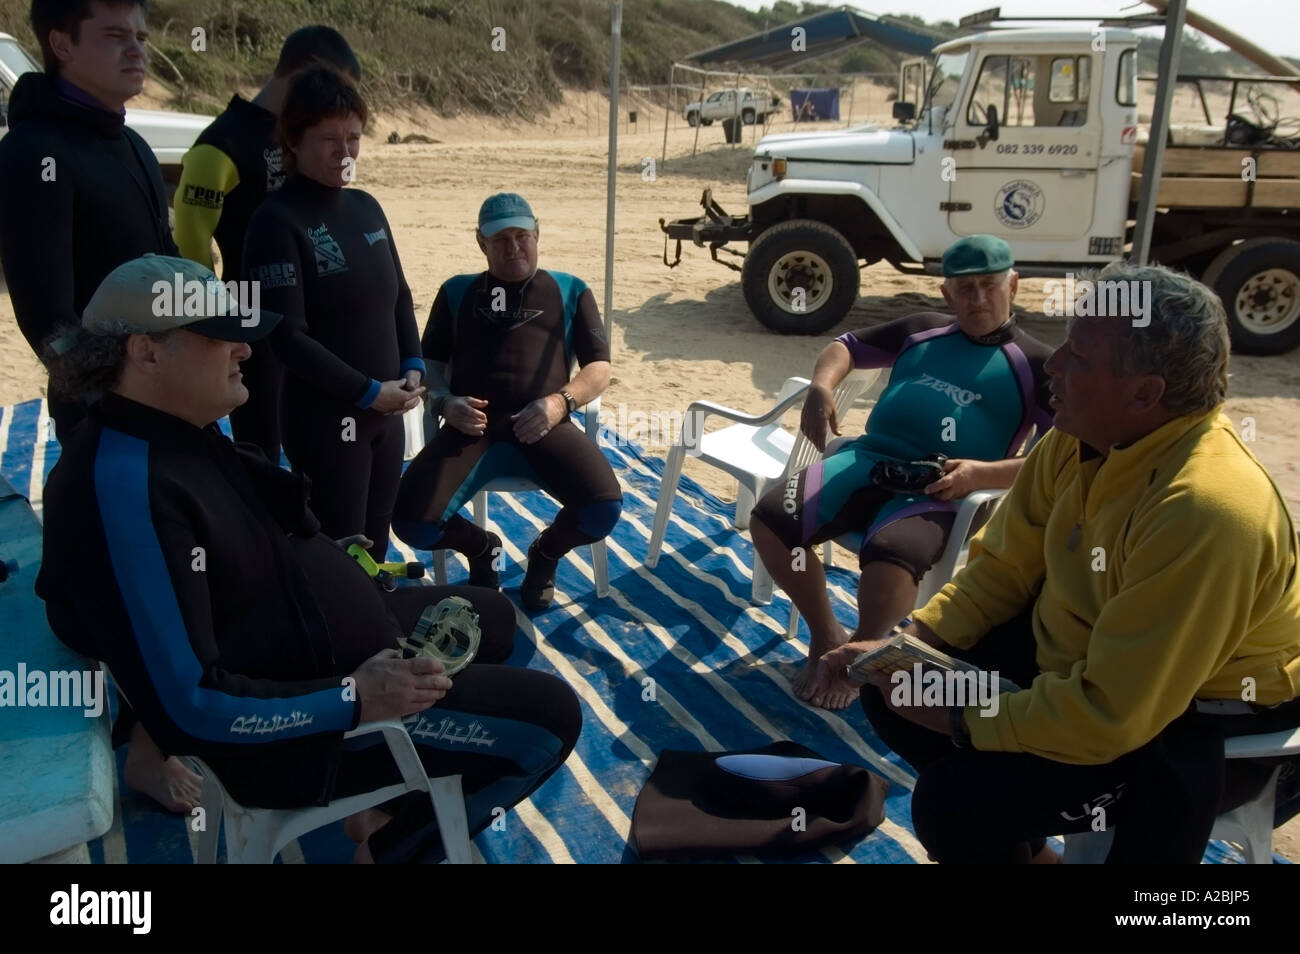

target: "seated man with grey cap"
[36,255,581,862]
[751,235,1055,710]
[393,193,621,611]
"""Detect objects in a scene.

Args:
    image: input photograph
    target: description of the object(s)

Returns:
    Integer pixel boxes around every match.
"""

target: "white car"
[684,88,781,127]
[0,31,210,207]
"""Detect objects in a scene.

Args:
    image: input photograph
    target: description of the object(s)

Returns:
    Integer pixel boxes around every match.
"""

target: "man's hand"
[372,379,426,415]
[512,393,566,444]
[351,648,452,722]
[402,369,423,392]
[924,458,986,501]
[800,383,840,452]
[444,395,489,436]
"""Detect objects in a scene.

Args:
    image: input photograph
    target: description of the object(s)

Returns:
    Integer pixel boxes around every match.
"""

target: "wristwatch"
[561,390,578,413]
[949,704,972,749]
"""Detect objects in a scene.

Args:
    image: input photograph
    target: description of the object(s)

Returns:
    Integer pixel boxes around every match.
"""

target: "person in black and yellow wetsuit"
[392,193,622,611]
[242,67,424,561]
[175,26,361,462]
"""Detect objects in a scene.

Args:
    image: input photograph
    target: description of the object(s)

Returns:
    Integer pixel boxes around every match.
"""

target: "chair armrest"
[347,719,430,791]
[678,379,811,452]
[581,395,602,445]
[1224,726,1300,759]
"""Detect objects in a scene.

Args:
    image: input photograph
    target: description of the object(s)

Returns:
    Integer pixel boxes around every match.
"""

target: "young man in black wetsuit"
[0,0,176,440]
[174,25,361,463]
[37,255,582,863]
[0,0,193,815]
[242,68,424,561]
[392,193,623,610]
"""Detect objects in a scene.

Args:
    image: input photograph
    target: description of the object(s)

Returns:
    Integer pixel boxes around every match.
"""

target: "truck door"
[947,51,1101,251]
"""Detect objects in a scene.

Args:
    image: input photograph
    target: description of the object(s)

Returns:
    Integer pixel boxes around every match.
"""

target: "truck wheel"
[687,112,699,127]
[742,109,756,125]
[701,118,713,126]
[1201,238,1300,355]
[742,220,860,334]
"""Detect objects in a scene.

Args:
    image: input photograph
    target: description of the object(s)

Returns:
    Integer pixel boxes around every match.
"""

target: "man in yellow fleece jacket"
[820,263,1300,863]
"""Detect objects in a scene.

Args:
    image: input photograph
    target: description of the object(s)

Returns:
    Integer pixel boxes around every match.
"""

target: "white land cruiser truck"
[0,31,209,209]
[661,26,1300,354]
[684,87,782,126]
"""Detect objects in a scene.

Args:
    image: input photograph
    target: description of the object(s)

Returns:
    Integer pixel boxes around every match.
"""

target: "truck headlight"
[772,158,787,179]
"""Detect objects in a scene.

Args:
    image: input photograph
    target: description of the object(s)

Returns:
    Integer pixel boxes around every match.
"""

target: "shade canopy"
[686,5,949,70]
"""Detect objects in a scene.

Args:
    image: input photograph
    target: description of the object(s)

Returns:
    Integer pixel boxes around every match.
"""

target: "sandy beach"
[2,84,1297,860]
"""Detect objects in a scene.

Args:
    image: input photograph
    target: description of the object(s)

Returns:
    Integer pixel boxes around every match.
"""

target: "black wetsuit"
[392,269,622,562]
[176,95,285,459]
[0,72,177,439]
[243,174,423,559]
[36,392,580,861]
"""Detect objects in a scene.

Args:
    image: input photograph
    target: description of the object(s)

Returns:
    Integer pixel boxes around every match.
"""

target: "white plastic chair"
[645,370,879,605]
[189,718,477,864]
[1062,726,1300,864]
[408,398,610,598]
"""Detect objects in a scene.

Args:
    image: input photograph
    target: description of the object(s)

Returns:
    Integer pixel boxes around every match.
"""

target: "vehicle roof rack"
[957,6,1164,32]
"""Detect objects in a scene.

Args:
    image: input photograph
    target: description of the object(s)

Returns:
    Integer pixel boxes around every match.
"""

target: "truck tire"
[742,108,756,125]
[686,112,700,127]
[1201,238,1300,355]
[742,220,860,334]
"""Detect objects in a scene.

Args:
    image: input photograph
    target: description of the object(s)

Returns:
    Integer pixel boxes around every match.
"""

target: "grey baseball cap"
[82,254,281,342]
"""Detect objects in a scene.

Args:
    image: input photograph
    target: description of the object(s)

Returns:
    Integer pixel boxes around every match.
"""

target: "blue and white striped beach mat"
[0,398,1258,863]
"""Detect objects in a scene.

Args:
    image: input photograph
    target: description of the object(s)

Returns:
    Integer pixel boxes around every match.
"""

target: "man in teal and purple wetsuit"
[751,235,1054,710]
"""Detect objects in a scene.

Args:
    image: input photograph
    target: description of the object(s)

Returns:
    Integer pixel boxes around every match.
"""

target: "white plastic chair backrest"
[781,369,879,479]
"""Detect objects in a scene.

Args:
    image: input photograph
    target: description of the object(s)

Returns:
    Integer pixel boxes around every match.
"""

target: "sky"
[726,1,1300,59]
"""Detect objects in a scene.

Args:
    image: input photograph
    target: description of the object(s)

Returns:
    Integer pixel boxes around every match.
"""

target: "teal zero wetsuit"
[752,312,1053,579]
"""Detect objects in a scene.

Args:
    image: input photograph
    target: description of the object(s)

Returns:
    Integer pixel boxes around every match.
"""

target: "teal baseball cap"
[942,235,1015,277]
[477,193,537,237]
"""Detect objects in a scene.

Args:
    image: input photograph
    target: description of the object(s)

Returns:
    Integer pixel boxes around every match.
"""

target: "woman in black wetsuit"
[243,67,424,560]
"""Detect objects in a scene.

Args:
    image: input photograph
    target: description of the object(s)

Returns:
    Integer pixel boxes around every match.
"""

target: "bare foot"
[124,742,203,814]
[1031,843,1062,864]
[792,658,859,711]
[343,807,391,843]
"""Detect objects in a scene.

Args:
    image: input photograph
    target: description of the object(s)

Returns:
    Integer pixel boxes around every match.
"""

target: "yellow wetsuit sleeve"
[173,143,240,272]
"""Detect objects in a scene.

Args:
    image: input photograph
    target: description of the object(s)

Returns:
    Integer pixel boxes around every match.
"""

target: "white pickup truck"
[662,25,1300,354]
[0,31,209,208]
[684,87,782,127]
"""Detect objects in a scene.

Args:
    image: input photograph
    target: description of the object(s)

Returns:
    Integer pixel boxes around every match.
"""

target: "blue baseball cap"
[477,193,537,237]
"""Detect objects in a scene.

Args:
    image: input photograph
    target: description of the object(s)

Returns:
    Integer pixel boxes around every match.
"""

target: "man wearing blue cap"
[751,235,1055,709]
[394,194,622,610]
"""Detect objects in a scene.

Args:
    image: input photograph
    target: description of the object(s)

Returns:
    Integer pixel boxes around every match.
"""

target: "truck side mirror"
[892,101,916,122]
[983,104,999,142]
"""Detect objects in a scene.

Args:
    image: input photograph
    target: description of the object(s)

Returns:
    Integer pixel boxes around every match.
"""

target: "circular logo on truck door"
[994,179,1044,229]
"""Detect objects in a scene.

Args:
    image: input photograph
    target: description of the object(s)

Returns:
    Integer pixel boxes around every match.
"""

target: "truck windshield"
[926,50,968,113]
[0,38,40,79]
